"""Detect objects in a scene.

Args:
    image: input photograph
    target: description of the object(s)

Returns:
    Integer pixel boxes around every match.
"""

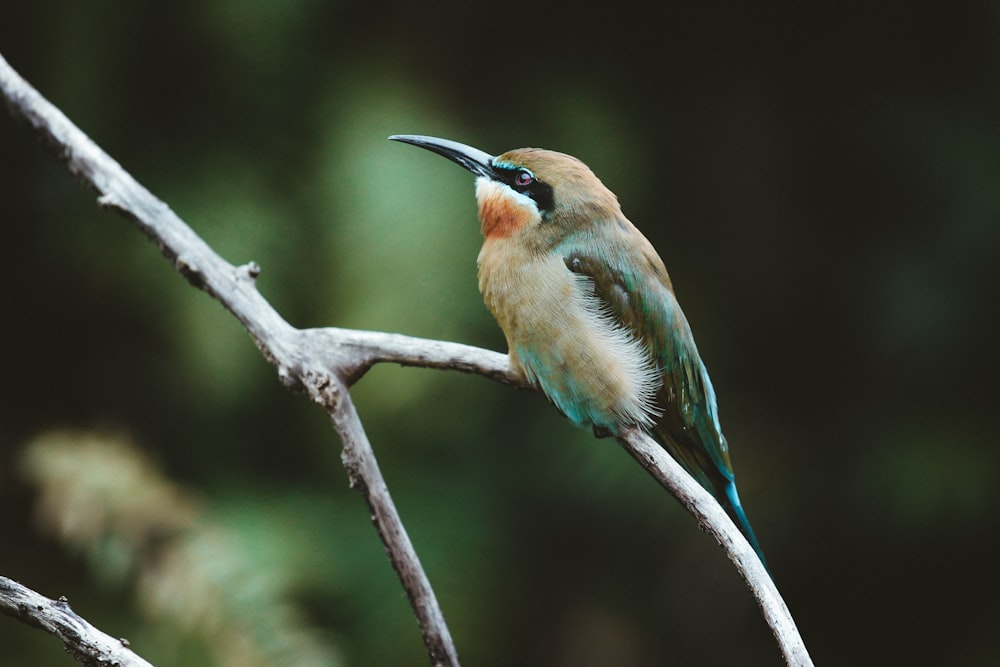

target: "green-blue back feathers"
[556,231,769,570]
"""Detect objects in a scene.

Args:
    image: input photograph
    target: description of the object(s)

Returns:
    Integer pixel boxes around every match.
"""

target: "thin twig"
[0,50,812,666]
[619,429,813,667]
[0,576,155,667]
[329,383,460,666]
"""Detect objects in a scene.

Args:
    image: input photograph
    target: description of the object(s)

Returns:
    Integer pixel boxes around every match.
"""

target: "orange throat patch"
[476,178,539,239]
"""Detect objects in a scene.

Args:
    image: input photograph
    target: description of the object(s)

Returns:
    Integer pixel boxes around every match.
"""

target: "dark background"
[2,2,999,665]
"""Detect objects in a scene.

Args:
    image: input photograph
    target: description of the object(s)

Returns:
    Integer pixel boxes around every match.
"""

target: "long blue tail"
[722,482,769,575]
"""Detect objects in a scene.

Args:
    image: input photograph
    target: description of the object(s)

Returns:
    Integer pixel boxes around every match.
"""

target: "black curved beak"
[389,134,497,179]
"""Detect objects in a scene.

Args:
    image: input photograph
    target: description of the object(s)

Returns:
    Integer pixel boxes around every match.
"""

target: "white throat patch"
[475,177,539,215]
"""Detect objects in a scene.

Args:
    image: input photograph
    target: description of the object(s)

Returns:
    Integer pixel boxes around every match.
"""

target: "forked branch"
[0,52,811,667]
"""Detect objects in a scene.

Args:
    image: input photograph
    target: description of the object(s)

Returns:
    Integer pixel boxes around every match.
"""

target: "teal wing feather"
[559,239,733,488]
[559,227,767,567]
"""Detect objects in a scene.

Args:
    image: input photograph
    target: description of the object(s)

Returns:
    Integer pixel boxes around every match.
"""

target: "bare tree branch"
[0,51,464,667]
[1,51,812,666]
[619,429,812,666]
[0,576,155,667]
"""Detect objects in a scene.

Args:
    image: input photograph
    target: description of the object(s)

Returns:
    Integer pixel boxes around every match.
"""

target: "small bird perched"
[390,134,767,568]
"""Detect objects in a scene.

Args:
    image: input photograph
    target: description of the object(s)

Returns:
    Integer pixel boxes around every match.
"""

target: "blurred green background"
[2,2,999,665]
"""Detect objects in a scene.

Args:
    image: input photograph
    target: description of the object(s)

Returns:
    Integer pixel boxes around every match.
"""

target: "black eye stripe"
[492,164,555,214]
[494,165,534,190]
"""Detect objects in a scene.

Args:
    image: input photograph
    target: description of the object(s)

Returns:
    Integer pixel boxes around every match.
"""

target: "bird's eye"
[514,170,535,187]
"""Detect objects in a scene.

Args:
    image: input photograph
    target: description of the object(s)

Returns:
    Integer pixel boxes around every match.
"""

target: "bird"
[389,134,767,569]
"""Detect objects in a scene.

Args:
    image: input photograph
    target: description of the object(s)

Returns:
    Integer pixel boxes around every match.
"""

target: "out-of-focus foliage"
[20,431,344,667]
[1,2,999,665]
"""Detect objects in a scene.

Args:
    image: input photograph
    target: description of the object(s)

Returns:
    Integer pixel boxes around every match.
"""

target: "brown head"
[389,135,623,241]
